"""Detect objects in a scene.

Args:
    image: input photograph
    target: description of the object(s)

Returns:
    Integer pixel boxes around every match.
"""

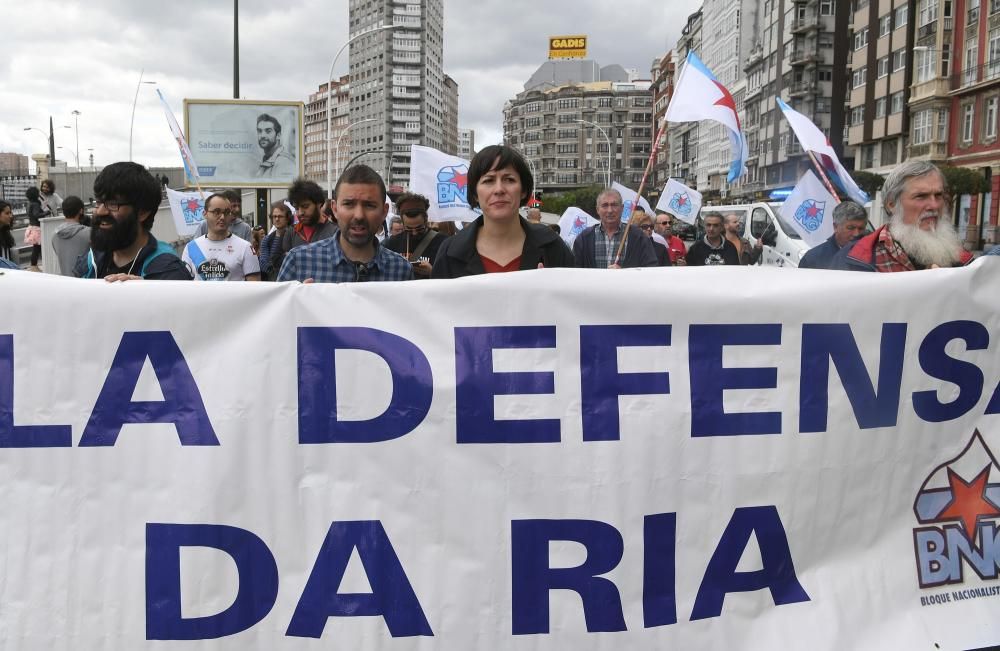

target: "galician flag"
[409,145,478,223]
[665,51,748,183]
[655,178,702,225]
[612,181,653,222]
[156,89,202,186]
[558,207,598,245]
[776,98,869,205]
[780,170,837,247]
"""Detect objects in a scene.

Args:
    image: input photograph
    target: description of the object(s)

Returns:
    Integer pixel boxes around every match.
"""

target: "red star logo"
[449,169,468,191]
[677,195,687,206]
[937,465,1000,539]
[712,80,741,130]
[806,203,820,217]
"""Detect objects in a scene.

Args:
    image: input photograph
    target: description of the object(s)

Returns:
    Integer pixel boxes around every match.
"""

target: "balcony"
[393,40,420,52]
[917,20,937,40]
[789,80,817,96]
[910,77,952,101]
[393,124,421,135]
[391,87,421,100]
[744,44,764,71]
[950,61,1000,91]
[392,52,420,64]
[908,142,948,158]
[790,15,820,33]
[789,48,819,66]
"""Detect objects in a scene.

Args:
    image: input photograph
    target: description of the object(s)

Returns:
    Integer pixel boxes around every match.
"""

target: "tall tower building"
[348,0,446,189]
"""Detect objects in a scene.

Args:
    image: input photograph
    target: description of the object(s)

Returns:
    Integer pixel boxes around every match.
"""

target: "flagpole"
[806,152,841,205]
[613,120,669,266]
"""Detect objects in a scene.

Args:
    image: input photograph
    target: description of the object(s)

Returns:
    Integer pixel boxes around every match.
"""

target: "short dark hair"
[223,189,241,205]
[0,201,13,250]
[25,186,40,202]
[395,191,430,215]
[335,165,386,202]
[203,193,229,211]
[257,113,281,135]
[288,178,325,207]
[832,200,868,226]
[93,162,162,230]
[703,212,723,225]
[40,179,54,192]
[269,200,292,220]
[466,145,533,210]
[62,196,85,219]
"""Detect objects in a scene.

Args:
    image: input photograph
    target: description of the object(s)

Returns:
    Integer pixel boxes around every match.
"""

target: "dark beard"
[90,213,140,252]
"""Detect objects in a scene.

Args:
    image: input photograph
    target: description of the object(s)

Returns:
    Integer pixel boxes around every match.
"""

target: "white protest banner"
[558,206,598,245]
[1,262,1000,649]
[656,178,703,225]
[165,187,206,237]
[612,181,653,222]
[781,170,838,247]
[409,145,478,223]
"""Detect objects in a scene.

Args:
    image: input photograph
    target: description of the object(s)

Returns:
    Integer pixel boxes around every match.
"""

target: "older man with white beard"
[834,161,973,271]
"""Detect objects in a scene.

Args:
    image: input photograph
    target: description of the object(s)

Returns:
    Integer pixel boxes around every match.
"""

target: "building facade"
[443,74,459,155]
[304,76,351,184]
[458,128,475,159]
[347,0,446,188]
[503,60,654,193]
[0,153,29,177]
[650,52,675,201]
[670,11,703,190]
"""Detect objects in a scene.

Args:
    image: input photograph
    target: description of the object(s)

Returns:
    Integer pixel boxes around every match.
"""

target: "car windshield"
[767,203,802,240]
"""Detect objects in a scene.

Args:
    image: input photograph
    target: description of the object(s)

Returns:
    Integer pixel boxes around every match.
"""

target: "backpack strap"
[140,240,180,277]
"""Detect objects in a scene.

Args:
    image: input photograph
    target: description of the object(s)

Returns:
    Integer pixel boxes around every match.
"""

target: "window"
[851,105,865,125]
[557,98,579,109]
[890,91,905,113]
[912,109,933,144]
[985,96,999,138]
[966,37,979,84]
[917,0,938,25]
[879,14,892,37]
[993,0,1000,14]
[989,28,1000,78]
[892,49,907,71]
[852,66,868,87]
[895,4,908,26]
[875,97,887,118]
[556,143,578,154]
[816,97,832,112]
[881,139,898,165]
[962,103,975,141]
[854,27,869,50]
[818,68,833,81]
[916,49,937,82]
[937,108,949,141]
[820,0,834,15]
[877,56,890,77]
[969,0,980,23]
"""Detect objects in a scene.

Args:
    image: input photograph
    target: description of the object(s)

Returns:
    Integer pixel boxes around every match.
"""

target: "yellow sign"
[548,35,587,60]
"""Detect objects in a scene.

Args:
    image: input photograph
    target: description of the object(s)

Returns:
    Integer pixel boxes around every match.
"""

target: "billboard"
[184,99,303,188]
[548,35,587,59]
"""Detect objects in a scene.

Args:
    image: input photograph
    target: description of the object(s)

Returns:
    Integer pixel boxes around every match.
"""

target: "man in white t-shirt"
[182,193,261,281]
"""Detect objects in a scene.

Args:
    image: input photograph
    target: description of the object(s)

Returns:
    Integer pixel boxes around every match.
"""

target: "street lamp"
[515,146,538,200]
[335,118,376,183]
[129,69,158,161]
[71,110,82,197]
[326,23,396,198]
[574,119,612,188]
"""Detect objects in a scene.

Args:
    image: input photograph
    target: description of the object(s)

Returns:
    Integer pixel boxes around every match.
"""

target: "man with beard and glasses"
[74,162,192,281]
[277,165,413,283]
[253,114,296,179]
[382,191,448,279]
[834,161,972,271]
[280,178,337,257]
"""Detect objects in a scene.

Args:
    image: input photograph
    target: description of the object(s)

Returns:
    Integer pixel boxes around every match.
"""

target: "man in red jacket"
[835,161,972,271]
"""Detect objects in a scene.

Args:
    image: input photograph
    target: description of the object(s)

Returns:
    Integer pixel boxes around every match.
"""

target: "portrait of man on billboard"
[255,113,296,179]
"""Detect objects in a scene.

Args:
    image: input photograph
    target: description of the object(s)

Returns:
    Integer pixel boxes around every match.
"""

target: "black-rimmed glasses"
[94,200,133,212]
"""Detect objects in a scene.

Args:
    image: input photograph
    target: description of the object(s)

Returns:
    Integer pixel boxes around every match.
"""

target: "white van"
[698,203,810,268]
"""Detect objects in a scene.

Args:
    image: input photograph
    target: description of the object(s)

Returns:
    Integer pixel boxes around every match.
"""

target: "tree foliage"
[540,185,605,217]
[939,165,990,196]
[849,170,885,197]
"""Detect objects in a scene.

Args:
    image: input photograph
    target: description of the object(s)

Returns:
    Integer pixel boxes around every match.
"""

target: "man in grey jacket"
[52,196,91,276]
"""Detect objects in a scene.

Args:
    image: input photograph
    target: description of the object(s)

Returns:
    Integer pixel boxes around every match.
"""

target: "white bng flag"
[165,187,205,237]
[655,178,702,225]
[409,145,478,223]
[611,182,653,222]
[780,170,837,247]
[557,207,599,245]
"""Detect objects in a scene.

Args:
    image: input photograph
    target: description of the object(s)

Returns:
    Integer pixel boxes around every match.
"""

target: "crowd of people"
[0,149,997,280]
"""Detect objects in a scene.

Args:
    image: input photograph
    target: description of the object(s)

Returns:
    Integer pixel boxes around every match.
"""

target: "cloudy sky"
[2,0,700,172]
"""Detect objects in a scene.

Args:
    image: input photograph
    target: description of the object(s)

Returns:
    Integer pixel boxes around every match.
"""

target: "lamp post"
[129,69,158,161]
[326,23,396,198]
[334,118,376,184]
[71,110,82,196]
[516,147,538,200]
[574,119,612,187]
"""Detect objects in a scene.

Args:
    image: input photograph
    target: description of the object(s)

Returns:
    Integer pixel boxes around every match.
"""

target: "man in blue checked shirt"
[277,165,413,283]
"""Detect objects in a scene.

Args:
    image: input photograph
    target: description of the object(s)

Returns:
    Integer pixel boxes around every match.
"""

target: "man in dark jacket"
[685,212,739,266]
[798,200,868,269]
[73,162,192,281]
[383,192,448,279]
[573,188,658,268]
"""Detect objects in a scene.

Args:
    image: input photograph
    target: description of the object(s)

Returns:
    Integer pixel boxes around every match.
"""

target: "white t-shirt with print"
[182,235,261,281]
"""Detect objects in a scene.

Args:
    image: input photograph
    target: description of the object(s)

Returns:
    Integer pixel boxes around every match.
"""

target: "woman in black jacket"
[431,145,573,278]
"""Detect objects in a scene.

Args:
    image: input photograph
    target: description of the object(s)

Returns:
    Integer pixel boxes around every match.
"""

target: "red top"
[299,224,317,243]
[480,255,522,273]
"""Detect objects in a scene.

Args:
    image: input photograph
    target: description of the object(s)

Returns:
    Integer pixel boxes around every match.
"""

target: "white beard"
[888,216,963,268]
